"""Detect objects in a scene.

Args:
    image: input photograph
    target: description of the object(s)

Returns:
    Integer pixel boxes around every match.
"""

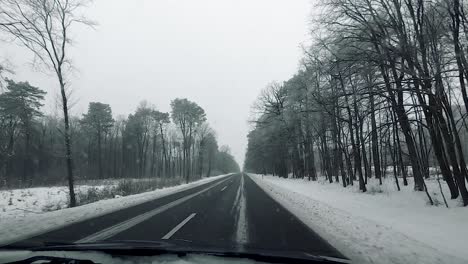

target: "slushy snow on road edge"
[234,174,248,244]
[248,173,467,264]
[0,174,232,247]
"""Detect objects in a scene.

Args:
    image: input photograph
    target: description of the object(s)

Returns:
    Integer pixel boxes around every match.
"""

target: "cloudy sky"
[1,0,312,166]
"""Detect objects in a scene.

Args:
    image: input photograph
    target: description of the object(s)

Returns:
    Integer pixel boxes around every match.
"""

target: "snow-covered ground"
[0,176,193,218]
[249,173,468,264]
[1,185,112,216]
[0,174,232,246]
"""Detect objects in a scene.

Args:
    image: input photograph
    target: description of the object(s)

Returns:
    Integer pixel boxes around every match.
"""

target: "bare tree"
[0,0,94,207]
[245,0,468,206]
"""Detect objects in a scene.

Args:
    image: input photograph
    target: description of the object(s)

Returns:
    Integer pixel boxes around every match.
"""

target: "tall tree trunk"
[450,0,468,114]
[335,107,347,187]
[206,150,212,177]
[59,77,76,207]
[305,131,317,181]
[97,127,103,179]
[23,124,31,186]
[370,91,382,184]
[352,94,366,192]
[151,133,157,177]
[392,110,408,186]
[390,113,401,191]
[159,124,168,177]
[359,119,369,185]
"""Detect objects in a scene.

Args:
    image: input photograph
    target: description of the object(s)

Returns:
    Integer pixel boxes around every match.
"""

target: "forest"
[244,0,468,206]
[0,79,239,188]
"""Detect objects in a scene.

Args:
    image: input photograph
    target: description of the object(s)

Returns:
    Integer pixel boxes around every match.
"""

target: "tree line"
[0,80,239,189]
[244,0,468,206]
[0,0,238,207]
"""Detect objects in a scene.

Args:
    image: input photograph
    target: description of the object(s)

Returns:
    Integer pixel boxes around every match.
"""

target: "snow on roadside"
[249,174,468,264]
[0,174,232,246]
[0,177,190,217]
[234,174,248,244]
[1,185,114,217]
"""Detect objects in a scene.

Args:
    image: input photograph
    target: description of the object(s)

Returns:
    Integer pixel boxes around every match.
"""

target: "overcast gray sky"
[1,0,312,166]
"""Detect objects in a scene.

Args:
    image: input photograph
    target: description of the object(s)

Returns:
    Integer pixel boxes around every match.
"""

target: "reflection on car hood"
[3,239,350,264]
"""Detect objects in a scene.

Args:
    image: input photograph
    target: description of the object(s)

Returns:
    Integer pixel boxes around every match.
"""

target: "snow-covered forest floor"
[0,174,231,246]
[249,173,468,264]
[1,185,110,216]
[0,177,186,217]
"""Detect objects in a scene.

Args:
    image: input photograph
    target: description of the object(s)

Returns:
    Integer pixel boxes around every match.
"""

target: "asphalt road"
[6,173,344,259]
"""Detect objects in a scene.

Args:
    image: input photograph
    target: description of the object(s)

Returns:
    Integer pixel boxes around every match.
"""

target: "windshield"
[1,1,467,264]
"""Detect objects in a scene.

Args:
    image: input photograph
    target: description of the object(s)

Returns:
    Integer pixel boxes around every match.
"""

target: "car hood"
[0,239,350,264]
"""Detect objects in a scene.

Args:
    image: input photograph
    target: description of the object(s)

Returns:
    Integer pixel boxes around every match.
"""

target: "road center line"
[221,186,227,192]
[162,213,196,239]
[75,177,230,243]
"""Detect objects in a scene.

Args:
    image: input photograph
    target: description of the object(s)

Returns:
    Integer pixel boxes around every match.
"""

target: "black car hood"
[26,239,350,264]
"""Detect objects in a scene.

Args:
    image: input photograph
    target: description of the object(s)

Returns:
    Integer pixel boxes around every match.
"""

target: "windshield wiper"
[6,255,97,264]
